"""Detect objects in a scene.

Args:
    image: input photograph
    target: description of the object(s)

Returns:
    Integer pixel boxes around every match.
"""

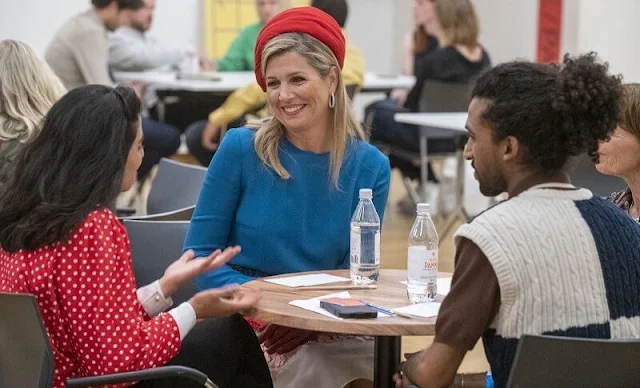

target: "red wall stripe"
[537,0,563,63]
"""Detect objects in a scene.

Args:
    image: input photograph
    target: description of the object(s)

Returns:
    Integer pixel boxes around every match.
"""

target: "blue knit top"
[184,127,391,288]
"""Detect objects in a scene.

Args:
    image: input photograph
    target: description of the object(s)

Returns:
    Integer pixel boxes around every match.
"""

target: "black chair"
[0,293,217,388]
[507,334,640,388]
[123,220,197,305]
[370,80,471,240]
[146,158,207,215]
[567,153,625,197]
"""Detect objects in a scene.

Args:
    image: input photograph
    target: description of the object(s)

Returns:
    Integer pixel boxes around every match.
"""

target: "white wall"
[575,0,640,82]
[0,0,202,56]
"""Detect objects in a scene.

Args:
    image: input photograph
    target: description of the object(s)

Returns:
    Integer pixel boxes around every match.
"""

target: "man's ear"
[502,135,520,162]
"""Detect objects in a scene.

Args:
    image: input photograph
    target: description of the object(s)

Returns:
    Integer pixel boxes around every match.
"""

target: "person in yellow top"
[185,0,366,166]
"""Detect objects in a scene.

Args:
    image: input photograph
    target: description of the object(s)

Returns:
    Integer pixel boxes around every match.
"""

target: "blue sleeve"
[373,155,392,224]
[340,153,391,268]
[183,130,254,288]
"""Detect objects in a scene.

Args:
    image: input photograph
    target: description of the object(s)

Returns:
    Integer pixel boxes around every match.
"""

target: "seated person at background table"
[46,0,181,182]
[595,83,640,222]
[389,0,440,106]
[394,53,640,388]
[183,7,390,388]
[0,84,272,388]
[367,0,489,212]
[0,40,65,192]
[109,0,214,72]
[216,0,284,72]
[185,0,366,167]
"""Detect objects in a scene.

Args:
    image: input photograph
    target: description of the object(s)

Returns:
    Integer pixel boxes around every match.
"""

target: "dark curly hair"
[0,85,140,253]
[472,52,622,171]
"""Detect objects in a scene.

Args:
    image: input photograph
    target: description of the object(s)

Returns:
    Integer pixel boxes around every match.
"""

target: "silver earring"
[329,93,336,108]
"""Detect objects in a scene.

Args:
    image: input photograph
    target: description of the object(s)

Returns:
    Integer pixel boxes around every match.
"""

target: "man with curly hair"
[394,53,640,388]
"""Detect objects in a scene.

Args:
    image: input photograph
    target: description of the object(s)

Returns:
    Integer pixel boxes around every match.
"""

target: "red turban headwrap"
[254,7,346,91]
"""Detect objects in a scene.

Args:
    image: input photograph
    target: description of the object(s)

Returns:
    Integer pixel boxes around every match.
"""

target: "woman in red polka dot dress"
[0,85,273,388]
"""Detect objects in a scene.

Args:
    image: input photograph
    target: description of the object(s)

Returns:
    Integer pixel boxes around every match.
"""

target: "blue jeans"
[140,118,181,180]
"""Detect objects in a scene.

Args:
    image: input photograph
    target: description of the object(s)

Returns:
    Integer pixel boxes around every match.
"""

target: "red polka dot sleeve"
[54,209,182,380]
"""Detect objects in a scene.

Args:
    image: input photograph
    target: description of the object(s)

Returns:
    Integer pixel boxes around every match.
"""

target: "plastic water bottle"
[407,203,439,303]
[350,188,381,285]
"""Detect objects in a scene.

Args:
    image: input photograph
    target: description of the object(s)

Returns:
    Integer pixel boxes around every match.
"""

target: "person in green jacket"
[217,0,284,72]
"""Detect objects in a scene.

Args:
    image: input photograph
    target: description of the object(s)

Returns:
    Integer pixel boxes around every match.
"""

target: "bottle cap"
[359,188,373,199]
[417,203,430,214]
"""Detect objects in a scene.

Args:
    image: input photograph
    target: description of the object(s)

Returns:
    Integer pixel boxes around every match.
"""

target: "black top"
[413,34,440,75]
[405,46,491,112]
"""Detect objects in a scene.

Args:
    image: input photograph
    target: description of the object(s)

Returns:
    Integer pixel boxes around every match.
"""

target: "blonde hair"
[619,83,640,140]
[0,40,65,143]
[250,32,365,187]
[434,0,479,48]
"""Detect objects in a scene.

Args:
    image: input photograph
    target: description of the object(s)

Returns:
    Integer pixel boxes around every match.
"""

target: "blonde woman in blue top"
[184,7,391,388]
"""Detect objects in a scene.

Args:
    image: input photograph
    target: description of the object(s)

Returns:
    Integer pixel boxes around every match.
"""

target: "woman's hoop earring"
[329,92,336,108]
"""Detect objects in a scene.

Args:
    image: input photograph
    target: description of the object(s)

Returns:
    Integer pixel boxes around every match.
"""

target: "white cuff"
[137,280,174,317]
[168,302,197,340]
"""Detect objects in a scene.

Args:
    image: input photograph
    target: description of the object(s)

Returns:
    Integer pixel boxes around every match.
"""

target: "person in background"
[367,0,489,214]
[596,83,640,222]
[185,0,365,167]
[0,40,65,191]
[390,0,439,106]
[0,84,272,388]
[109,0,215,72]
[216,0,284,72]
[46,0,181,182]
[45,0,142,90]
[184,7,390,388]
[394,53,640,388]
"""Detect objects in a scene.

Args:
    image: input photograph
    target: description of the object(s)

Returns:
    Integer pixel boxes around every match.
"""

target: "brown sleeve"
[434,237,501,350]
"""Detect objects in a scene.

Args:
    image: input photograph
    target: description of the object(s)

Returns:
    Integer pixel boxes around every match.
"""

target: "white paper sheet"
[289,291,392,320]
[264,273,351,287]
[394,302,441,318]
[400,277,453,296]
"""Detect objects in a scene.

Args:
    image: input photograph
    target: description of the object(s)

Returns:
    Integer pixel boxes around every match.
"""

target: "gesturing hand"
[189,286,261,319]
[258,324,318,355]
[159,246,241,297]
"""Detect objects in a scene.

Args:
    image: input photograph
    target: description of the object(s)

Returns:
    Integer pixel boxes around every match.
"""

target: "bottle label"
[350,225,380,265]
[407,246,438,281]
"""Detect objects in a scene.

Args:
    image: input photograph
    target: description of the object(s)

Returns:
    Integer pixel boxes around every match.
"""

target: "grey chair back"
[0,293,54,388]
[123,220,197,305]
[419,80,472,113]
[147,158,207,215]
[567,154,625,197]
[507,334,640,388]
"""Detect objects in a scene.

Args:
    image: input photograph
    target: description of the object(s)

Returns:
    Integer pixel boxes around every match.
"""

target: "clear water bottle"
[350,188,381,285]
[407,203,439,303]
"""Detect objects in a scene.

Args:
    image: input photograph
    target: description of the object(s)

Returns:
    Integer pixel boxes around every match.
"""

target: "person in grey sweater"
[45,0,143,90]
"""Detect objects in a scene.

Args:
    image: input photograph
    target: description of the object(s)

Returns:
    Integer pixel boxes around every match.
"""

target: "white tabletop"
[114,71,255,92]
[114,70,415,93]
[394,112,468,133]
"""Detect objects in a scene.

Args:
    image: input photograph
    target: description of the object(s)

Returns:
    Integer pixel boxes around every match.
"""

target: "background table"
[245,269,451,388]
[114,70,415,94]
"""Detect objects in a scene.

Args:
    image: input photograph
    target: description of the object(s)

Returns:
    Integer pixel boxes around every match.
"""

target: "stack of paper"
[394,302,441,318]
[264,273,351,287]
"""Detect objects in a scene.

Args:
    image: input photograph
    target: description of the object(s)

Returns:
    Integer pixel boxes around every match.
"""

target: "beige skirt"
[265,337,375,388]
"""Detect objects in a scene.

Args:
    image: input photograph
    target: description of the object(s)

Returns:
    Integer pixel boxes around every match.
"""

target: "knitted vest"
[454,184,640,388]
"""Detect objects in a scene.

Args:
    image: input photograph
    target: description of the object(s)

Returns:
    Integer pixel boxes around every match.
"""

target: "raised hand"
[159,246,241,297]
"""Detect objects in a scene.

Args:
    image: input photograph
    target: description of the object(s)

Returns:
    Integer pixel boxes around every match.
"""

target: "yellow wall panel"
[205,0,311,59]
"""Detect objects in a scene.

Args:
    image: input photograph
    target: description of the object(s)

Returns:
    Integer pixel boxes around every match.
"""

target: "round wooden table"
[245,269,450,388]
